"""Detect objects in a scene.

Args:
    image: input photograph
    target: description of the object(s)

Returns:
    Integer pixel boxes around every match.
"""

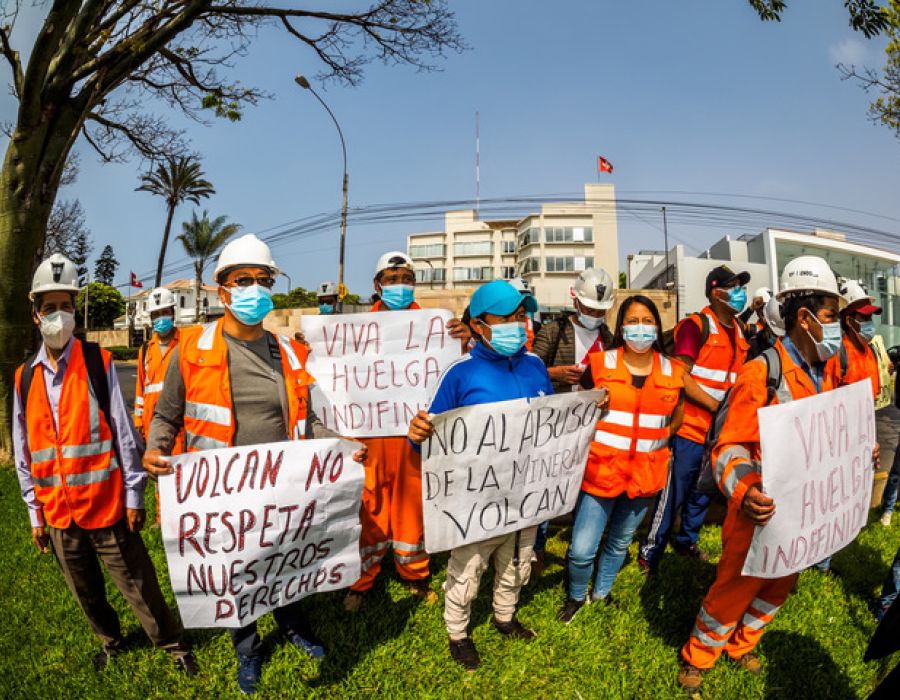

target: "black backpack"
[661,312,710,356]
[694,346,782,498]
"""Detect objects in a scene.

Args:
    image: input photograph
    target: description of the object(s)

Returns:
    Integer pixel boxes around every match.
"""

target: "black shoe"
[93,640,123,671]
[491,615,536,640]
[557,598,586,623]
[174,652,199,677]
[673,543,710,562]
[448,637,481,671]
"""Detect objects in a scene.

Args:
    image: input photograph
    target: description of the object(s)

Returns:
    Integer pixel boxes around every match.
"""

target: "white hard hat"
[775,256,842,302]
[838,279,882,315]
[317,281,338,298]
[213,234,278,283]
[762,296,786,337]
[752,287,771,304]
[508,277,534,296]
[30,253,80,301]
[571,267,615,310]
[375,251,413,276]
[147,287,177,312]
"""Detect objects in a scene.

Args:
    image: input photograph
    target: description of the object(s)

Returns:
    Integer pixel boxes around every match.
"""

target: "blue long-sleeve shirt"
[427,340,554,415]
[14,337,146,527]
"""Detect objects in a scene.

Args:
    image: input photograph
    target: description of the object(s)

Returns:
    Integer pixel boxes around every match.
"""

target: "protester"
[508,276,542,349]
[639,264,751,573]
[343,251,471,612]
[141,234,366,695]
[408,280,551,671]
[532,268,615,394]
[834,279,882,400]
[559,295,685,622]
[678,255,845,689]
[14,254,197,676]
[134,287,183,452]
[317,281,339,314]
[744,289,784,360]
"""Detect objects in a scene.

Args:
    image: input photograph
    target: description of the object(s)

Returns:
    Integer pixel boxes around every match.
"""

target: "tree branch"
[0,24,24,96]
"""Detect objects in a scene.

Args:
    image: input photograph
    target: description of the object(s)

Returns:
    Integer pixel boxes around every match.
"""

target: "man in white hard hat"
[142,234,367,695]
[317,281,339,315]
[14,254,196,675]
[532,268,615,395]
[343,251,471,612]
[134,287,184,452]
[678,255,856,688]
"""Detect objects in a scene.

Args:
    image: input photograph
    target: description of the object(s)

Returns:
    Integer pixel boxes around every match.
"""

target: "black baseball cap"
[705,265,751,297]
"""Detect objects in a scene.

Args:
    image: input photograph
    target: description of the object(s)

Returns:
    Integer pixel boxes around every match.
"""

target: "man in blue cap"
[408,280,552,672]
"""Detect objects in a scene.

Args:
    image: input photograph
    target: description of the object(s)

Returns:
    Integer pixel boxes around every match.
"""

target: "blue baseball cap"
[469,280,539,318]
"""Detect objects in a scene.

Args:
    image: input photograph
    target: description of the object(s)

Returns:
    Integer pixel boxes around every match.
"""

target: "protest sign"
[303,308,460,437]
[742,380,876,578]
[158,438,364,628]
[421,390,603,552]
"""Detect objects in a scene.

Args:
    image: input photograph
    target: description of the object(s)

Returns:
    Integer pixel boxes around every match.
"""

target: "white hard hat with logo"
[147,287,177,312]
[30,253,80,301]
[375,251,414,275]
[317,281,338,298]
[571,267,615,310]
[775,256,842,303]
[213,234,278,283]
[762,296,786,337]
[839,279,882,315]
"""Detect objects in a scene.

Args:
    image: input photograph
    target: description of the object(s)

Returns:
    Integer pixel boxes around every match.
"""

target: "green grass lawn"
[1,466,898,699]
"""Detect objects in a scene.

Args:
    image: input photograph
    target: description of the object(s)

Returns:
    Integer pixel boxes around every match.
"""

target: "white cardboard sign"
[421,390,603,552]
[158,439,364,628]
[303,309,460,437]
[742,380,876,578]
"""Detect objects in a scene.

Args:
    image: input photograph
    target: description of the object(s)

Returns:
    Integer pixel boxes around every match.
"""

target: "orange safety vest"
[677,307,748,444]
[135,328,184,452]
[179,319,314,451]
[838,334,881,400]
[15,340,124,530]
[584,348,683,499]
[525,317,535,351]
[370,300,421,312]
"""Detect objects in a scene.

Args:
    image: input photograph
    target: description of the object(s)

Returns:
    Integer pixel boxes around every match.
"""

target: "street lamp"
[422,259,436,290]
[280,270,292,295]
[295,74,349,310]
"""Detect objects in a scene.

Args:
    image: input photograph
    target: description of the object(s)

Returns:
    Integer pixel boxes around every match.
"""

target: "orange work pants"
[351,436,429,592]
[681,505,797,668]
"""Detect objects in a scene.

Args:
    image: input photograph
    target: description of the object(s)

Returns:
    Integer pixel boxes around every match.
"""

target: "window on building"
[544,226,595,243]
[415,268,446,283]
[453,267,494,281]
[518,257,540,275]
[180,295,186,308]
[545,256,595,273]
[501,266,515,279]
[409,243,446,258]
[453,241,493,257]
[502,240,516,254]
[517,227,540,248]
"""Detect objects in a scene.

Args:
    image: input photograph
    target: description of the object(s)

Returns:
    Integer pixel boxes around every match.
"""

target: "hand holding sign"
[741,486,775,526]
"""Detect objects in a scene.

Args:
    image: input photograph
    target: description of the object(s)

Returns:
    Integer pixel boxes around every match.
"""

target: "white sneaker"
[881,512,892,527]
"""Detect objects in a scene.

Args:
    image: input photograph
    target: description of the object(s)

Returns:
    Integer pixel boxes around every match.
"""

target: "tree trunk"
[155,203,176,288]
[195,263,202,324]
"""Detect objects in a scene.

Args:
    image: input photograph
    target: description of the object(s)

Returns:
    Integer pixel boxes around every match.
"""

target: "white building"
[630,228,900,345]
[407,183,619,311]
[116,279,225,329]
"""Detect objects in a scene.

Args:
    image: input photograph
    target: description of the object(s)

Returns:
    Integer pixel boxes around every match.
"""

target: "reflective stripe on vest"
[603,409,672,430]
[144,382,164,394]
[594,429,669,453]
[185,400,232,427]
[66,457,121,486]
[185,431,229,451]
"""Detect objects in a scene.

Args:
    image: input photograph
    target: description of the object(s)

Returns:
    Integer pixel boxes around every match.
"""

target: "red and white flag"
[130,272,143,288]
[597,156,614,174]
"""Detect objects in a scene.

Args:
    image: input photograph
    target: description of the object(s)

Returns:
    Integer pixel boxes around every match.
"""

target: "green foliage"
[0,467,897,699]
[619,271,627,289]
[94,244,119,285]
[869,1,900,135]
[106,345,139,361]
[273,287,319,309]
[76,282,125,330]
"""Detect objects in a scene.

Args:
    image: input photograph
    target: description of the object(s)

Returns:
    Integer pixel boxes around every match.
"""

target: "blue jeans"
[534,520,550,553]
[878,545,900,611]
[883,443,900,515]
[566,491,652,601]
[640,435,709,567]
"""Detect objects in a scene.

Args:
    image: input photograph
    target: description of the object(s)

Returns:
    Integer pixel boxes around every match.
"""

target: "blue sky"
[3,1,899,296]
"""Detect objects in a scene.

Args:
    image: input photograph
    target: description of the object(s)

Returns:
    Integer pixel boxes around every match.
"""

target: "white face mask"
[40,310,76,350]
[577,311,605,331]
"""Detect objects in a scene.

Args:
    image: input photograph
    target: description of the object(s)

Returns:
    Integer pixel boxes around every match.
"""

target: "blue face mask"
[380,284,415,310]
[486,322,528,356]
[319,303,335,315]
[807,313,843,361]
[152,316,174,335]
[725,286,747,313]
[227,284,274,326]
[858,320,876,342]
[622,324,657,353]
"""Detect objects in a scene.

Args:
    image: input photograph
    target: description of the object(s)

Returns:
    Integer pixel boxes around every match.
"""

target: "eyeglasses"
[226,276,277,289]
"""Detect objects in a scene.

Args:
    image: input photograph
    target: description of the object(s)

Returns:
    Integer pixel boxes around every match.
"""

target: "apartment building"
[407,183,619,310]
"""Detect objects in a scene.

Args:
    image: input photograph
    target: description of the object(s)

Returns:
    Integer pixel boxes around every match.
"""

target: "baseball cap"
[375,251,414,275]
[706,265,751,297]
[470,280,539,318]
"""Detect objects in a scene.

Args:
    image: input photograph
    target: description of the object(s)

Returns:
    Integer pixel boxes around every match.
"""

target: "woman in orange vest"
[559,295,684,622]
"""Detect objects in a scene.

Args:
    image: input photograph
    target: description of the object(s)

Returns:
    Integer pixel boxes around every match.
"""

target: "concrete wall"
[86,329,131,347]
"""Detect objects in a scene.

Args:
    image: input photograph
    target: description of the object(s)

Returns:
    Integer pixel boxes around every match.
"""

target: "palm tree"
[137,156,215,287]
[177,210,241,322]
